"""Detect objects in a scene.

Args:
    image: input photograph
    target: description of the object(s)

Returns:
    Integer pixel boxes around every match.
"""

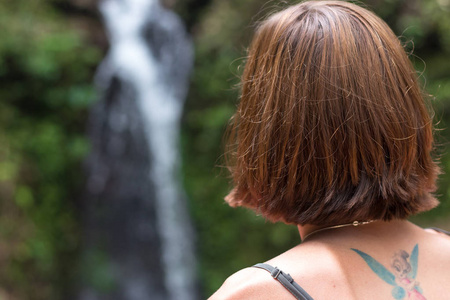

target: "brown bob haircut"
[225,0,440,226]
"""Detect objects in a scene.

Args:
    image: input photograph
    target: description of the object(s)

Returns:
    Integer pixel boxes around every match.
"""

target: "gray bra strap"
[427,227,450,236]
[253,263,314,300]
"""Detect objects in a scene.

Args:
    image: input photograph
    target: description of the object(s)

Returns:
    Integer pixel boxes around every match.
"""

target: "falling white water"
[99,0,196,299]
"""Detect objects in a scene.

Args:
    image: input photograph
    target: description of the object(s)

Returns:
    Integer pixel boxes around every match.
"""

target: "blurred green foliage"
[179,0,450,297]
[0,0,100,298]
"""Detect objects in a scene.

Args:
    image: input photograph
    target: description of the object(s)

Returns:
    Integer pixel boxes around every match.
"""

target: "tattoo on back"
[351,244,426,300]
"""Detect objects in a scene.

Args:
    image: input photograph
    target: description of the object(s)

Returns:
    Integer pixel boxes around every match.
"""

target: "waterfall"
[80,0,197,299]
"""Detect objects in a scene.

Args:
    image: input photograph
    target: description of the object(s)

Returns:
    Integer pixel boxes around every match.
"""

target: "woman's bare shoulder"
[208,266,295,300]
[208,244,339,300]
[424,227,450,238]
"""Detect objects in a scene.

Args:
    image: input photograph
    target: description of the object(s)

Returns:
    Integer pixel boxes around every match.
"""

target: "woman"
[210,1,450,299]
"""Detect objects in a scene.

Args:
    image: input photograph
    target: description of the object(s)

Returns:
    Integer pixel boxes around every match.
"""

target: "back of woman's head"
[225,0,440,226]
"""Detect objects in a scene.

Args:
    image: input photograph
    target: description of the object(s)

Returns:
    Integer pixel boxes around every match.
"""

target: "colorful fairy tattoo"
[351,244,426,300]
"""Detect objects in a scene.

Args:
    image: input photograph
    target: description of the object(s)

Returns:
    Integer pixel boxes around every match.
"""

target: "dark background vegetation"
[0,0,449,298]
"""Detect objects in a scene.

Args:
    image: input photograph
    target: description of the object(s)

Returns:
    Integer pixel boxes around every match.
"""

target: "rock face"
[80,0,197,299]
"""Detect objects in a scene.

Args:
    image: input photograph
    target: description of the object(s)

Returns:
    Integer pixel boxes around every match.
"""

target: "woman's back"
[211,221,450,299]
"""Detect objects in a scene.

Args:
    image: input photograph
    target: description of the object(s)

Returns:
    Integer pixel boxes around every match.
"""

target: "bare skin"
[209,220,450,300]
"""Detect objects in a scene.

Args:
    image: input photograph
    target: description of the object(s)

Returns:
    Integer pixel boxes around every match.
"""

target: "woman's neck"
[298,220,411,242]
